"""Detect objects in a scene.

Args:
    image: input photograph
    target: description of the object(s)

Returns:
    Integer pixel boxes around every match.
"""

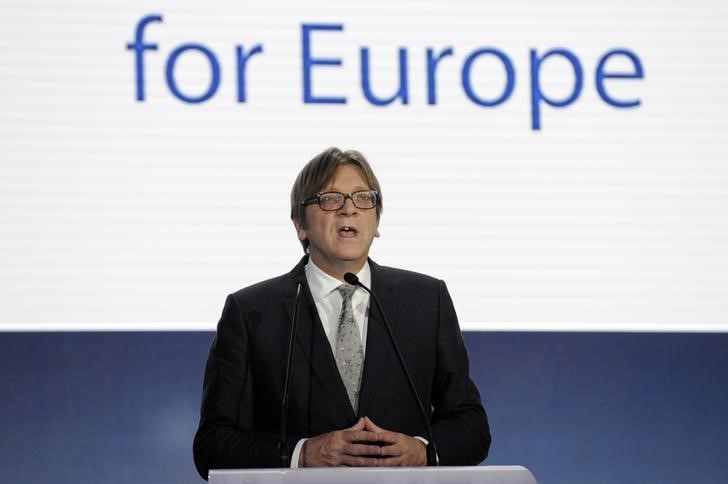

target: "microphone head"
[343,272,359,286]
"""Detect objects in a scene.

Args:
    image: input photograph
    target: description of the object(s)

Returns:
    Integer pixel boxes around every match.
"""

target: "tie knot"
[336,284,356,300]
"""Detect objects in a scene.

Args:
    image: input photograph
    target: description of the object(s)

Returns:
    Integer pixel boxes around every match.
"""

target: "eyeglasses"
[301,190,379,211]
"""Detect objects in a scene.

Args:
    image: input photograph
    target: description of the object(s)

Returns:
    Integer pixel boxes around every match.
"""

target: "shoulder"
[376,264,440,283]
[226,256,306,304]
[372,261,446,293]
[229,272,292,302]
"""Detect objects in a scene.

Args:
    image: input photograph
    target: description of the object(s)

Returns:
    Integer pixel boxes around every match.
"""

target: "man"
[193,148,490,477]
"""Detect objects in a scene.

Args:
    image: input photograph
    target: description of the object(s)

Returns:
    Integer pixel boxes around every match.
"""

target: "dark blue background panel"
[1,332,726,484]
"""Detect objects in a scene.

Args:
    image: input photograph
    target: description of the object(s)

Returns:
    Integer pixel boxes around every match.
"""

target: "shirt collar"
[305,259,371,303]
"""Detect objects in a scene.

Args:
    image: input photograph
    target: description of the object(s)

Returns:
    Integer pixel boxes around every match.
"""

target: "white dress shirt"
[305,260,371,354]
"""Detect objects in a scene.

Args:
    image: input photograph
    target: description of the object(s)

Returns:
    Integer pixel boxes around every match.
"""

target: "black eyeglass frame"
[301,190,379,211]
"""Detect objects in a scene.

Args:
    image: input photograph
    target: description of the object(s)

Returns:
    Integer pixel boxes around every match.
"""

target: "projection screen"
[1,0,727,331]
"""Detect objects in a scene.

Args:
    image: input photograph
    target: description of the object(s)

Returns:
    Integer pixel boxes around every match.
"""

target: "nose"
[338,194,358,214]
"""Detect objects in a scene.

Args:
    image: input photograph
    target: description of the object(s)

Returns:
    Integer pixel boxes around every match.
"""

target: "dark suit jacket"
[193,257,490,478]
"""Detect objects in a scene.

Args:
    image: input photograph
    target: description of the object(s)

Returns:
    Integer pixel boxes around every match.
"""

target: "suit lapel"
[357,259,398,417]
[281,257,356,422]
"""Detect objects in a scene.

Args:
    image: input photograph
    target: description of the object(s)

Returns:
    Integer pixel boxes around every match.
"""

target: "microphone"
[344,272,439,466]
[279,276,305,467]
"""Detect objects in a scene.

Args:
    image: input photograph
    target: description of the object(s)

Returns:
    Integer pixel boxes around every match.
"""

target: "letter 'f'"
[126,14,163,101]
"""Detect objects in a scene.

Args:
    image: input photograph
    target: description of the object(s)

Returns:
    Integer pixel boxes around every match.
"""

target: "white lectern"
[209,466,537,484]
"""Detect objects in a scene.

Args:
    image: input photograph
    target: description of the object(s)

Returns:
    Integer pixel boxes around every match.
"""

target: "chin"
[335,250,367,263]
[337,253,365,263]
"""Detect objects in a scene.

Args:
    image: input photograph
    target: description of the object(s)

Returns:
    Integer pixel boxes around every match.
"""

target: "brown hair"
[290,147,383,252]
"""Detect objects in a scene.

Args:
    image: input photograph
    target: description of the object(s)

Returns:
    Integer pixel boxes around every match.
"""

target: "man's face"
[295,164,380,279]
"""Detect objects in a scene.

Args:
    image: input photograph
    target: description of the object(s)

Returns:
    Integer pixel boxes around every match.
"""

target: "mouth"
[337,225,359,238]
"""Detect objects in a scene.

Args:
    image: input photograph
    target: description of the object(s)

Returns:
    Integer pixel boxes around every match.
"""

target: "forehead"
[322,164,369,190]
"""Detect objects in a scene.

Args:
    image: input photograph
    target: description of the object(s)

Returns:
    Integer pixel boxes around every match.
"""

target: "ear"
[374,228,380,238]
[292,218,307,241]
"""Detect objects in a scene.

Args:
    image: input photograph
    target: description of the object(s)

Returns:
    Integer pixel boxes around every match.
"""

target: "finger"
[379,442,405,457]
[341,455,379,467]
[379,437,426,466]
[344,442,383,456]
[361,418,404,445]
[377,455,405,467]
[343,429,379,443]
[373,430,402,445]
[363,416,385,432]
[348,417,366,431]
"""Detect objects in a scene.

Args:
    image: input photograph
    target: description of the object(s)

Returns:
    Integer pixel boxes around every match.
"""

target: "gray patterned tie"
[335,284,364,412]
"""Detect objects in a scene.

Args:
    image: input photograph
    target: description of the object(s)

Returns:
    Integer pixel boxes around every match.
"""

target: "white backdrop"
[1,0,727,330]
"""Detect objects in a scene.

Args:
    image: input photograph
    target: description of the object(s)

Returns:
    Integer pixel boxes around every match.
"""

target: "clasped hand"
[300,416,427,467]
